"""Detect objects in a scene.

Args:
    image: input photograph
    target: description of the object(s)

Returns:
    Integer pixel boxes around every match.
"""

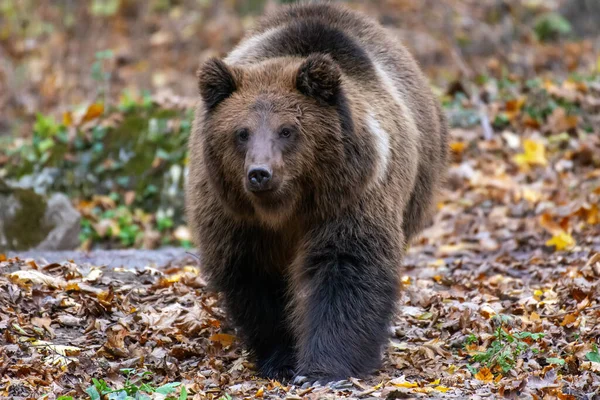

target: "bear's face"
[196,55,344,225]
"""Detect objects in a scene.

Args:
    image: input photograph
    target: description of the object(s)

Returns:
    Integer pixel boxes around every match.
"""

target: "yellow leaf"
[513,139,547,169]
[430,379,441,385]
[393,381,418,388]
[0,253,6,262]
[401,276,411,285]
[63,111,73,126]
[475,367,493,382]
[434,386,450,393]
[82,103,104,123]
[533,289,544,300]
[450,141,467,153]
[183,265,200,275]
[209,333,236,347]
[546,232,576,251]
[255,387,264,398]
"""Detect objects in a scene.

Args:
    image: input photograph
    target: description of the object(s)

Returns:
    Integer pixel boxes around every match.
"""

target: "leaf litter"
[1,0,600,399]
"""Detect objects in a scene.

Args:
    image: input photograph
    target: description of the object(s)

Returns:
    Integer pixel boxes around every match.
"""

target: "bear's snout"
[247,165,274,192]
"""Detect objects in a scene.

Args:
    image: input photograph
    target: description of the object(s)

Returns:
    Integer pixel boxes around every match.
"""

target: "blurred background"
[1,0,599,252]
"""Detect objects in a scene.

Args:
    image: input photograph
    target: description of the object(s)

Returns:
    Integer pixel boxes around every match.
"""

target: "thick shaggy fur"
[186,3,448,381]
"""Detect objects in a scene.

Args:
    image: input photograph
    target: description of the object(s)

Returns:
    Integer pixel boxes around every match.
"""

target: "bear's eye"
[236,128,250,142]
[279,127,293,139]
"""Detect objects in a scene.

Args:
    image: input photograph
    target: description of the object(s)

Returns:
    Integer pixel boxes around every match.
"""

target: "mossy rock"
[0,180,80,251]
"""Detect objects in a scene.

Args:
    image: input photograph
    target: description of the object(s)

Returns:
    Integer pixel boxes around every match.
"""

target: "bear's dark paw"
[257,354,296,381]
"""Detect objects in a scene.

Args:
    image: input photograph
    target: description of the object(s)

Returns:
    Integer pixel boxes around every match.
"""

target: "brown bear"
[186,3,448,381]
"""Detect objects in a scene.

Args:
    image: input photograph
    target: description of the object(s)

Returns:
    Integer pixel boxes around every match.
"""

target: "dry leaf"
[82,103,104,122]
[546,232,576,251]
[513,139,547,169]
[9,271,66,288]
[209,333,236,347]
[475,367,494,382]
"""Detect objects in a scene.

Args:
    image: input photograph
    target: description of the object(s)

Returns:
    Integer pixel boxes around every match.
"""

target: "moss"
[1,187,49,250]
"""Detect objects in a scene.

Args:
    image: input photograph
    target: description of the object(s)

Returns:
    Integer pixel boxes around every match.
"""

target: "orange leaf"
[0,254,6,262]
[209,333,236,347]
[505,97,525,112]
[560,313,578,327]
[82,103,104,123]
[540,213,564,236]
[475,367,493,382]
[450,141,467,154]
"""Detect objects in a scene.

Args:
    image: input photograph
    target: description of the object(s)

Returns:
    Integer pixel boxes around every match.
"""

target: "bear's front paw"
[257,353,296,381]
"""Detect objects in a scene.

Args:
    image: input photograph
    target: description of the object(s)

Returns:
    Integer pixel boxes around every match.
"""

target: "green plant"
[468,318,545,374]
[534,12,572,42]
[91,49,114,105]
[85,368,187,400]
[586,344,600,363]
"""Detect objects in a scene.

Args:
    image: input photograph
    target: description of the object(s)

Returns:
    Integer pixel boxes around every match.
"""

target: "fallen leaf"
[513,139,547,169]
[9,270,66,288]
[209,333,236,347]
[392,381,418,388]
[475,367,493,382]
[82,103,104,122]
[546,232,576,251]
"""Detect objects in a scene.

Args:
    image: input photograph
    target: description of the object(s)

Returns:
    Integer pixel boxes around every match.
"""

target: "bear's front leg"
[220,267,296,380]
[202,223,297,380]
[293,215,402,381]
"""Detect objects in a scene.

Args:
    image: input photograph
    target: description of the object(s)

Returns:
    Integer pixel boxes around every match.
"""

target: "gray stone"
[0,180,81,251]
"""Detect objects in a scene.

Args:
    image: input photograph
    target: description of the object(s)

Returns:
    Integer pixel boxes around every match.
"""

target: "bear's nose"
[247,167,272,191]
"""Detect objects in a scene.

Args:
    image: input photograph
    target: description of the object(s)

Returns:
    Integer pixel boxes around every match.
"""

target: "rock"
[0,180,80,251]
[36,193,81,251]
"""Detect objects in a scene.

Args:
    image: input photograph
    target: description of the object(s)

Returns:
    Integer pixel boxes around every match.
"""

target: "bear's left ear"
[296,54,341,106]
[197,58,238,110]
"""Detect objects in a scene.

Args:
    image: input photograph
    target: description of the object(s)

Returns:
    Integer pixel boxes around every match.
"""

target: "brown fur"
[186,2,448,380]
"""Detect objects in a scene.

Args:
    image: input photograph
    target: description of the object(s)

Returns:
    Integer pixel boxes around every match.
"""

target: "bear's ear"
[296,54,341,106]
[197,58,238,110]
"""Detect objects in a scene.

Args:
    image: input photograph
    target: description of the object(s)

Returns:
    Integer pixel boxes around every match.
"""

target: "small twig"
[541,304,600,319]
[350,377,367,391]
[185,251,202,263]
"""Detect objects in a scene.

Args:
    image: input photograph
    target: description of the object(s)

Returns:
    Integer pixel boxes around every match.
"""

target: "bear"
[186,3,448,381]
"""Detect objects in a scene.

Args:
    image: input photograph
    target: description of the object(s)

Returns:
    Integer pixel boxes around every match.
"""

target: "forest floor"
[1,0,600,399]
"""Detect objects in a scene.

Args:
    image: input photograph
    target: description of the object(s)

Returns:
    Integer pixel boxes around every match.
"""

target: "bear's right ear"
[197,58,238,110]
[296,54,341,106]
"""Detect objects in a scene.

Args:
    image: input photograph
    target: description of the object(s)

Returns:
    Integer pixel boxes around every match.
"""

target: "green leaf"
[86,385,101,400]
[534,12,572,42]
[546,357,565,366]
[155,382,181,395]
[586,351,600,363]
[179,386,188,400]
[57,396,74,400]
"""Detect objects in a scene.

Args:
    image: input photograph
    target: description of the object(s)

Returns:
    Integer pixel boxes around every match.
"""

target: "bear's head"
[195,54,355,226]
